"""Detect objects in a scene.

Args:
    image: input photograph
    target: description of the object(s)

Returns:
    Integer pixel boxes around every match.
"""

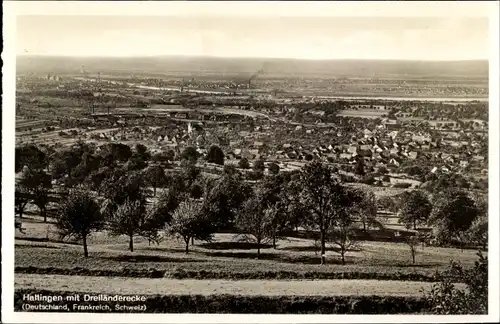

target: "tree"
[169,200,214,253]
[206,145,224,165]
[405,234,421,264]
[15,182,31,219]
[327,188,364,265]
[135,143,151,161]
[424,252,488,314]
[430,189,480,247]
[180,146,199,163]
[253,158,265,172]
[15,144,47,172]
[144,165,166,196]
[268,162,280,175]
[100,170,150,222]
[180,160,201,189]
[107,198,148,252]
[236,191,274,258]
[238,157,250,169]
[99,143,133,167]
[467,215,488,251]
[357,190,378,232]
[202,170,251,231]
[20,169,52,222]
[398,190,432,230]
[355,157,366,176]
[299,161,358,265]
[56,190,104,257]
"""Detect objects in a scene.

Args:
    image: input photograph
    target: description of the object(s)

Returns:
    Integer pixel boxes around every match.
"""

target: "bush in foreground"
[423,251,487,314]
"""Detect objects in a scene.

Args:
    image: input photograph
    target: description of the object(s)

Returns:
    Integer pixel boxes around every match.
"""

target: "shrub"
[360,175,376,185]
[423,252,487,314]
[382,175,390,182]
[238,158,250,169]
[393,182,412,189]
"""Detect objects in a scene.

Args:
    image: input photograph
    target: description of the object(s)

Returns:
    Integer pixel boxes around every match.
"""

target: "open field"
[16,215,480,284]
[16,274,460,297]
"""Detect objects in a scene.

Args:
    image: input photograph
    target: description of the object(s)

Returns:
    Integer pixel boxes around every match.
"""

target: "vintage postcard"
[2,1,499,323]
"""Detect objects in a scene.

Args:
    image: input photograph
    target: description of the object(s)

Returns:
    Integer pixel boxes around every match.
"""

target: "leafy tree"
[15,144,47,172]
[100,170,150,220]
[404,234,422,264]
[180,146,199,163]
[180,160,201,189]
[236,191,274,258]
[355,157,366,176]
[56,190,104,257]
[144,165,166,196]
[253,158,265,172]
[467,215,488,251]
[327,188,364,265]
[206,145,225,165]
[268,162,280,175]
[71,152,101,183]
[107,198,148,252]
[238,157,250,169]
[135,143,151,161]
[99,143,133,167]
[202,170,251,231]
[424,252,488,314]
[20,169,52,222]
[169,200,214,253]
[430,189,480,247]
[299,161,359,265]
[398,190,432,230]
[258,175,291,248]
[15,182,31,219]
[357,190,378,232]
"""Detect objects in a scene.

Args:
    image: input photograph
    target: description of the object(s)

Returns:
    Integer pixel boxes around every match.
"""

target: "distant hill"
[16,55,489,80]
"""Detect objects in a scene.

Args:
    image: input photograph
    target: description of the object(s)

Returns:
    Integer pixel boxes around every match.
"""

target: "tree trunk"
[153,186,156,197]
[83,235,89,258]
[341,246,346,265]
[413,219,416,230]
[257,239,261,259]
[185,238,190,254]
[320,230,326,265]
[42,207,47,223]
[129,235,134,252]
[363,221,366,232]
[192,237,194,246]
[272,234,276,249]
[412,251,415,264]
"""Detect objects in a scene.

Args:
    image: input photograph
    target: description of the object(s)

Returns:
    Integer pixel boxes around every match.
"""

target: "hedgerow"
[14,289,430,314]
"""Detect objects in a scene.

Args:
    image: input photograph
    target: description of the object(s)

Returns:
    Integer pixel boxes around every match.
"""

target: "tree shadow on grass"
[16,236,80,246]
[103,254,206,263]
[280,245,362,253]
[15,244,60,249]
[390,262,443,268]
[199,242,273,250]
[200,251,354,265]
[142,246,189,254]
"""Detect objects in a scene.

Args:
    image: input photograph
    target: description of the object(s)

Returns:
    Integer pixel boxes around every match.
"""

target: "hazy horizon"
[17,16,489,61]
[15,53,489,63]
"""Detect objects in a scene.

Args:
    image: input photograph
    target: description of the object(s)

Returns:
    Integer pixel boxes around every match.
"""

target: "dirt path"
[15,274,452,297]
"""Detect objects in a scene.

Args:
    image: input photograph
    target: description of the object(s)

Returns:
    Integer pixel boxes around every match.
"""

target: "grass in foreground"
[15,216,481,281]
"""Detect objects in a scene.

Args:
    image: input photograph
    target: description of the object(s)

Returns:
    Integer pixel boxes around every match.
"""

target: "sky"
[16,15,489,61]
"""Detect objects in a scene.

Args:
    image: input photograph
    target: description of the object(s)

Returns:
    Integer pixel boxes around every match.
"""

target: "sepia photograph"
[2,1,499,323]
